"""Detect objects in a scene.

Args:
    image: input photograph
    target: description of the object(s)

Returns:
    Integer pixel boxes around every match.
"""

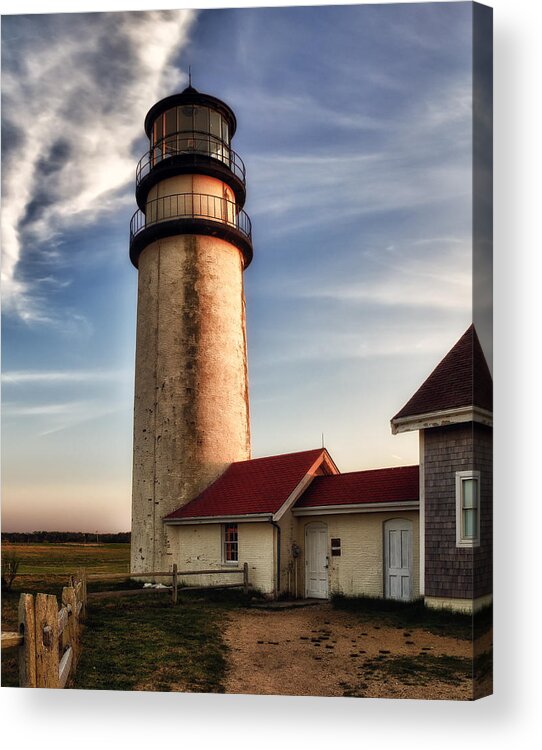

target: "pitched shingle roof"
[164,448,326,520]
[294,465,419,508]
[392,324,492,421]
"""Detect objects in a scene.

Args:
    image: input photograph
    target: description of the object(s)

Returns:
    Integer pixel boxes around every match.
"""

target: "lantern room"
[149,102,231,163]
[130,85,252,270]
[135,85,246,211]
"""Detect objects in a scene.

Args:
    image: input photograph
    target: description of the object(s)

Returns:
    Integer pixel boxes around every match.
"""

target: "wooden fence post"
[62,586,78,670]
[83,569,88,618]
[172,564,178,605]
[18,593,37,688]
[77,568,87,620]
[243,562,249,595]
[35,593,59,688]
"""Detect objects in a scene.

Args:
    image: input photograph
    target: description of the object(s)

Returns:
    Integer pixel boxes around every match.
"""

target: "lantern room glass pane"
[222,120,229,144]
[178,135,192,152]
[178,105,193,132]
[165,108,176,136]
[210,110,222,138]
[193,105,208,133]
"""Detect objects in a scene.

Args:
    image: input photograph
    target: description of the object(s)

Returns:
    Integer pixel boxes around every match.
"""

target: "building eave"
[163,513,273,526]
[272,449,340,522]
[292,500,419,516]
[390,406,493,434]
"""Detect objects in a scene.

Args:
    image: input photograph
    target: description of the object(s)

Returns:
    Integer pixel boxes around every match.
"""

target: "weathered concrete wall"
[170,523,275,594]
[130,231,251,574]
[294,511,420,599]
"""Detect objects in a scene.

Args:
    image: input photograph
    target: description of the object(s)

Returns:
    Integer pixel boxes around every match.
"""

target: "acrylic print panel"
[1,2,492,700]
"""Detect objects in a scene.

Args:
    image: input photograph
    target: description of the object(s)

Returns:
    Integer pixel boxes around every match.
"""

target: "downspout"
[269,520,281,596]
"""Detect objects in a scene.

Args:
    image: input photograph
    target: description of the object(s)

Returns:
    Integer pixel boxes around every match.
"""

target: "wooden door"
[384,519,412,601]
[305,523,328,599]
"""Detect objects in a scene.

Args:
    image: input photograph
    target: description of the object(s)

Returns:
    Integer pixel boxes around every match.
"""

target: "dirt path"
[223,603,475,700]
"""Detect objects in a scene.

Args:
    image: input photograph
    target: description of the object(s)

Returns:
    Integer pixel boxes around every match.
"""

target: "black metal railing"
[136,131,246,186]
[130,193,252,244]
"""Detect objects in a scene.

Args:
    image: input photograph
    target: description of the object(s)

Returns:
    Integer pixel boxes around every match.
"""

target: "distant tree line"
[2,531,131,544]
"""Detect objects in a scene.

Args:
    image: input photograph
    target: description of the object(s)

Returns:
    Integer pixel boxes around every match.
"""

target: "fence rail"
[2,563,250,687]
[86,562,249,604]
[1,571,87,688]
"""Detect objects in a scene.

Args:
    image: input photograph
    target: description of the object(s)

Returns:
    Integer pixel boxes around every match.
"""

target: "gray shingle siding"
[424,423,492,599]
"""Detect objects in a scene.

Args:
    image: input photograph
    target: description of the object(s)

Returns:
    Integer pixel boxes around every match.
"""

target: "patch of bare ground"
[223,603,476,700]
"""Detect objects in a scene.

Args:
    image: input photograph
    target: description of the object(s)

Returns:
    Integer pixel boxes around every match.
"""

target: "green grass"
[1,542,130,576]
[75,594,229,693]
[365,654,472,685]
[0,542,255,691]
[331,594,492,641]
[1,543,131,687]
[2,543,491,694]
[341,653,474,697]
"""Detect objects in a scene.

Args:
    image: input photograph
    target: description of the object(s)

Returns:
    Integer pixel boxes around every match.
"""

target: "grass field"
[1,543,492,697]
[1,542,235,692]
[2,542,130,576]
[75,590,244,692]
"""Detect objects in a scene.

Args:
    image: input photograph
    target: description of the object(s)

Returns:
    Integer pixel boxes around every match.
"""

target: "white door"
[384,519,412,601]
[305,523,328,599]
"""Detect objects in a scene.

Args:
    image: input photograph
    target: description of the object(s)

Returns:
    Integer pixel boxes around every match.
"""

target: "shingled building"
[391,325,493,613]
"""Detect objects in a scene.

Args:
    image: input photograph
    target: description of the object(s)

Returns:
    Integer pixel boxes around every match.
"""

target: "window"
[209,110,222,139]
[223,523,238,563]
[149,107,229,165]
[456,471,480,547]
[193,105,208,133]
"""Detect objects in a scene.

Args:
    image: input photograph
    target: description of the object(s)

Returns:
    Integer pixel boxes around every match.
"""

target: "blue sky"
[1,3,481,531]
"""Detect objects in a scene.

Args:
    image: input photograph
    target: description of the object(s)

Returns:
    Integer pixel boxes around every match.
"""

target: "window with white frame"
[455,471,480,547]
[223,523,238,563]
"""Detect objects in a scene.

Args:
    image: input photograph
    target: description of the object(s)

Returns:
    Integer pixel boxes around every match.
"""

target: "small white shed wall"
[295,510,420,599]
[170,522,275,594]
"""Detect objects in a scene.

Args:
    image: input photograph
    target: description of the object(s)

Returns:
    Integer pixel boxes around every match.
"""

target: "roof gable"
[164,448,333,521]
[392,324,492,423]
[294,465,419,509]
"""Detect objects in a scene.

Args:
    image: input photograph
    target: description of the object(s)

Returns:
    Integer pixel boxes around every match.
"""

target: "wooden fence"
[1,563,249,687]
[86,562,250,604]
[1,572,87,688]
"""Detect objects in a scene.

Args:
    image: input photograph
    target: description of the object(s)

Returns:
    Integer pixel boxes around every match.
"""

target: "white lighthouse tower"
[129,85,253,574]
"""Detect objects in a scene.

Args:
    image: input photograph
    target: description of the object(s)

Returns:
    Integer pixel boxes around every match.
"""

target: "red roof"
[392,325,492,421]
[295,465,419,508]
[164,448,326,520]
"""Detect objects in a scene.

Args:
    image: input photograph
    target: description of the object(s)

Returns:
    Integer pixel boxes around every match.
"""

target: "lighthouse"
[129,85,253,574]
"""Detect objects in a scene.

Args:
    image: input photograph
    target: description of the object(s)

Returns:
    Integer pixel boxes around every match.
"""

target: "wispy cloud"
[2,369,130,385]
[296,239,472,312]
[1,10,196,324]
[3,401,88,417]
[251,324,466,369]
[2,397,128,438]
[246,77,471,235]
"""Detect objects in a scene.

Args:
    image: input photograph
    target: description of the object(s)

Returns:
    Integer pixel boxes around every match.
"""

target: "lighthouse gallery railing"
[136,131,246,187]
[130,193,252,244]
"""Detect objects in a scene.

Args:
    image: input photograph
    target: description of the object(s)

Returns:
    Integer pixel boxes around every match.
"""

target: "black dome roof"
[144,86,237,137]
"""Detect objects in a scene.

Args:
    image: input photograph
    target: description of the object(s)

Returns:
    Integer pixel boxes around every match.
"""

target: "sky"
[1,2,487,532]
